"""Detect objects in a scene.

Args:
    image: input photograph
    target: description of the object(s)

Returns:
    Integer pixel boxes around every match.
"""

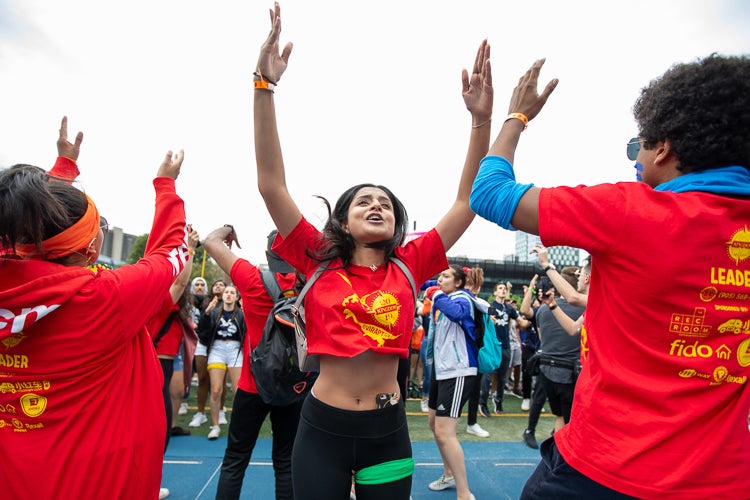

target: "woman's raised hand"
[256,2,293,84]
[462,39,493,125]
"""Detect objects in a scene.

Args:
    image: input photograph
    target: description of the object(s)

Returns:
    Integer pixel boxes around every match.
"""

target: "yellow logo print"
[738,338,750,367]
[342,289,403,347]
[20,393,47,417]
[727,225,750,265]
[1,332,26,349]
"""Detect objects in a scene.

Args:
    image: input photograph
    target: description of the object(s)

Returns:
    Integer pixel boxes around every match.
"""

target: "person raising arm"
[253,3,492,499]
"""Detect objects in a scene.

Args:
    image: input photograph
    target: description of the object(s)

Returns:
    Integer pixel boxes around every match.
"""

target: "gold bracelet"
[472,118,492,129]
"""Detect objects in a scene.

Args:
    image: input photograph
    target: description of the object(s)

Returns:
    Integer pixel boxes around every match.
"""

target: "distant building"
[514,232,582,268]
[98,227,138,268]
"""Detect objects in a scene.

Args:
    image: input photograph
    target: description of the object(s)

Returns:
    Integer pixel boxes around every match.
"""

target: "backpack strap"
[153,310,178,348]
[260,270,283,301]
[292,259,332,323]
[388,257,417,308]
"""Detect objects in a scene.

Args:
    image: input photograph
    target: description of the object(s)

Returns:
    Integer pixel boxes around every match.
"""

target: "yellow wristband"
[254,79,275,92]
[505,112,529,130]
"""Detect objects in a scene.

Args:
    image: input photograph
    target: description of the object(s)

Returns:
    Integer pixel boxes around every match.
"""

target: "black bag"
[527,351,542,376]
[250,272,318,406]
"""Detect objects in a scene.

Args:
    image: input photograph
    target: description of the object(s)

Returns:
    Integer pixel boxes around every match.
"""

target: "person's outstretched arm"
[531,244,588,307]
[253,2,301,238]
[469,59,558,235]
[520,274,538,319]
[169,226,200,304]
[203,225,241,275]
[550,305,584,336]
[434,39,493,252]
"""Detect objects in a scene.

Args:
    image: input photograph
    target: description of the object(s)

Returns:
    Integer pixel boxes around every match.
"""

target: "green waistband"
[354,457,415,485]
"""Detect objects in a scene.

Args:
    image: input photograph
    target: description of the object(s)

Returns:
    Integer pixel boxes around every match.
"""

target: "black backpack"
[250,272,318,406]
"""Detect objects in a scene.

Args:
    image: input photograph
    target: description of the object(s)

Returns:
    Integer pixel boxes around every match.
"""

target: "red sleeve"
[48,156,79,182]
[100,176,188,342]
[271,217,326,276]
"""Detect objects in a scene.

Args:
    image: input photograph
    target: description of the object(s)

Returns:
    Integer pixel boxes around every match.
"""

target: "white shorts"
[194,341,208,357]
[207,340,243,370]
[509,341,522,367]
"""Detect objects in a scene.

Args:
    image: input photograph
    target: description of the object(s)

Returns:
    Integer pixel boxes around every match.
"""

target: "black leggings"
[292,394,412,500]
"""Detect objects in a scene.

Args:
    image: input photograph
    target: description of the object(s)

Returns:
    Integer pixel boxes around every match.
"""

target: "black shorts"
[428,371,477,418]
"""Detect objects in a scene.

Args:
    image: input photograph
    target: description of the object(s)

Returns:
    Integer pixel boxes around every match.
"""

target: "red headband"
[15,195,100,260]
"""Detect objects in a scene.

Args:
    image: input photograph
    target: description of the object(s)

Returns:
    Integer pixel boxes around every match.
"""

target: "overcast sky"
[1,0,749,265]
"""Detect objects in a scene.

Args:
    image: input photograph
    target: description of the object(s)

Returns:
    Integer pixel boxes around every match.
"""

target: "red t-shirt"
[0,177,188,499]
[273,217,448,359]
[147,292,183,357]
[230,259,296,393]
[540,182,750,500]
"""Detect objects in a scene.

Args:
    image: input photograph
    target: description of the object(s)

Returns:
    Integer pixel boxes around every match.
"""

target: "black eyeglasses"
[100,216,110,235]
[626,137,644,161]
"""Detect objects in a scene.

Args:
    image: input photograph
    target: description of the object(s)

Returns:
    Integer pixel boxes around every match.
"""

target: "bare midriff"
[312,350,401,411]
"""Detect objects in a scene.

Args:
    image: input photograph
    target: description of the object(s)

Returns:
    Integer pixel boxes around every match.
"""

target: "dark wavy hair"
[0,164,87,254]
[633,53,750,173]
[310,183,409,267]
[449,265,467,289]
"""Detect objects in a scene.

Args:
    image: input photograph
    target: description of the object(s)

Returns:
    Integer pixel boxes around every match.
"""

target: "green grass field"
[174,386,556,443]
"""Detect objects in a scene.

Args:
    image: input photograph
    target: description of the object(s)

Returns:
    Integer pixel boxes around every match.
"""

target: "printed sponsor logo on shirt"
[726,225,750,265]
[678,367,747,386]
[20,393,46,417]
[670,308,711,338]
[669,339,731,359]
[0,304,60,338]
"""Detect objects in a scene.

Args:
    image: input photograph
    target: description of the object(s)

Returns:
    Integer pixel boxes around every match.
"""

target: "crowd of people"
[2,2,748,499]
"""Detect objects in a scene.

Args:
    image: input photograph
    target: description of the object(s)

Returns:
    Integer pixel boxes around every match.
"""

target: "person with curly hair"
[470,54,750,499]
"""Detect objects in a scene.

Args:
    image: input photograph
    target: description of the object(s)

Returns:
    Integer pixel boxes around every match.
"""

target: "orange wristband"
[254,79,275,92]
[505,112,528,130]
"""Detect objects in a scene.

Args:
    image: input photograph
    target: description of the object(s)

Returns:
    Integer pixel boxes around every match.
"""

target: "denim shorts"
[172,348,184,371]
[207,340,243,369]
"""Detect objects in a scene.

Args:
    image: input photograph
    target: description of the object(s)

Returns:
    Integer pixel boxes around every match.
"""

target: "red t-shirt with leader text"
[147,292,182,357]
[229,258,296,394]
[0,177,189,499]
[273,217,448,359]
[539,182,750,500]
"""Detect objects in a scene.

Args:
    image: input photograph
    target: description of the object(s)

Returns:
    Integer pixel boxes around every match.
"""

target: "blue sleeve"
[433,293,472,323]
[420,279,438,291]
[469,155,534,231]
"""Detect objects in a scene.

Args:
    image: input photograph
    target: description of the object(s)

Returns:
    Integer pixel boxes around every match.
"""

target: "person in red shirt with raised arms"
[470,53,750,499]
[0,117,189,499]
[253,3,493,498]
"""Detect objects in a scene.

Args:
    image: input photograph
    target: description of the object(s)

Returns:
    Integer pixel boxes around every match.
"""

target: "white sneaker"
[428,474,455,491]
[208,425,221,440]
[521,398,530,411]
[466,423,490,438]
[188,412,207,428]
[178,402,188,415]
[420,399,429,413]
[218,409,228,425]
[159,487,170,499]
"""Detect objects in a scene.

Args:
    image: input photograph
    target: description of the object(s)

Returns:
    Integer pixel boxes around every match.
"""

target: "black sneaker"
[493,398,504,414]
[523,430,538,449]
[479,404,490,418]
